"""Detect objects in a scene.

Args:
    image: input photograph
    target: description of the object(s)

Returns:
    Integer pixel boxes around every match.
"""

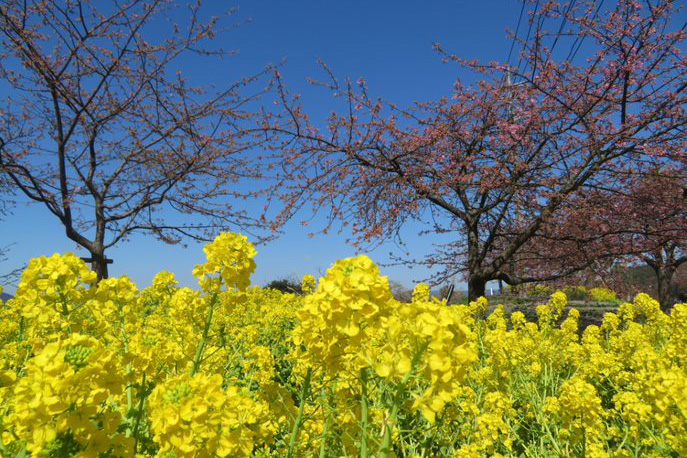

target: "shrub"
[563,285,590,301]
[265,277,303,295]
[589,287,619,303]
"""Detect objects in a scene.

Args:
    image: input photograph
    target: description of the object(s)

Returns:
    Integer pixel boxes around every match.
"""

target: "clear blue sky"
[1,0,524,294]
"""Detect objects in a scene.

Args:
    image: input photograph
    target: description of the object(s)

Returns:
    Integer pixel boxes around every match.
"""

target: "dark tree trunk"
[90,250,109,281]
[655,267,676,314]
[468,276,487,302]
[63,226,109,282]
[644,250,679,314]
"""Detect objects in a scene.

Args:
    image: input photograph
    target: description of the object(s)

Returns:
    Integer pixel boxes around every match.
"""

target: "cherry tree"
[0,175,21,287]
[607,170,687,311]
[531,165,687,311]
[0,0,276,280]
[264,0,687,300]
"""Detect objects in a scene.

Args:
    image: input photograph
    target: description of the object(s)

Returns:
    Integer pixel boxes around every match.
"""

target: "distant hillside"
[0,292,13,302]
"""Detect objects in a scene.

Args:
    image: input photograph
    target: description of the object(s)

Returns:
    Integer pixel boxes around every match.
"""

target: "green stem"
[318,388,330,458]
[190,292,218,376]
[380,407,395,457]
[380,339,431,457]
[131,372,147,454]
[320,398,329,458]
[126,373,133,413]
[58,289,73,334]
[360,368,370,458]
[18,316,25,341]
[287,368,312,458]
[523,373,563,457]
[59,289,69,317]
[119,317,132,412]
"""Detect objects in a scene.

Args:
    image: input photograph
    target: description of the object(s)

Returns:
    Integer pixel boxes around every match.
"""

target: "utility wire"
[549,0,578,57]
[566,0,606,63]
[507,1,528,68]
[515,0,541,83]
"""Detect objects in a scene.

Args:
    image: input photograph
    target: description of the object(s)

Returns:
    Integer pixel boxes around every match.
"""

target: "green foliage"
[265,278,303,295]
[563,285,590,301]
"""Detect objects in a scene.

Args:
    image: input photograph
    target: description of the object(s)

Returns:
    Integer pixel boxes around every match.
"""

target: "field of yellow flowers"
[0,232,685,457]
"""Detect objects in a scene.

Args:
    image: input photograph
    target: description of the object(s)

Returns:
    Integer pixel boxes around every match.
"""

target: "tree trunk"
[90,250,109,282]
[655,268,675,314]
[468,276,487,302]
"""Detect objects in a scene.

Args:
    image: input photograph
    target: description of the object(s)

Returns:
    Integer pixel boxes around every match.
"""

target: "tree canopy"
[0,0,275,280]
[265,0,687,300]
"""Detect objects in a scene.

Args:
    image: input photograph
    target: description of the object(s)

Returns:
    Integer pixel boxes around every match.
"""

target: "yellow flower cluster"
[561,285,620,303]
[545,377,606,446]
[292,255,397,375]
[11,253,97,346]
[301,275,316,295]
[148,373,272,457]
[412,283,431,303]
[401,302,477,423]
[192,232,257,292]
[589,287,618,303]
[0,231,686,457]
[6,334,130,456]
[453,391,516,457]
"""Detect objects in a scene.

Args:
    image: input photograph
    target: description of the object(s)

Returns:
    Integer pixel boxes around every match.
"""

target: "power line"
[566,0,606,63]
[515,0,541,83]
[549,0,578,57]
[507,1,528,67]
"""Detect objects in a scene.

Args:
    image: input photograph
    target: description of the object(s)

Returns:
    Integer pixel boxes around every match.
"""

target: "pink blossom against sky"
[2,0,525,294]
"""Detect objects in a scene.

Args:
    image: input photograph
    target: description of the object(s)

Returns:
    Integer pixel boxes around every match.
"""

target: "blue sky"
[1,0,524,294]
